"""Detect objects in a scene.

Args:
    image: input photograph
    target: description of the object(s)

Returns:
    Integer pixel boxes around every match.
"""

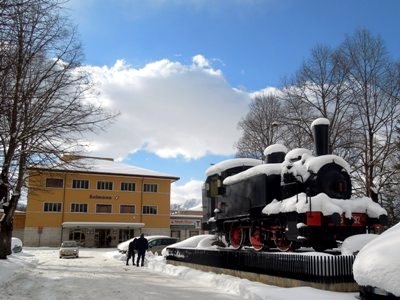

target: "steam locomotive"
[202,118,388,252]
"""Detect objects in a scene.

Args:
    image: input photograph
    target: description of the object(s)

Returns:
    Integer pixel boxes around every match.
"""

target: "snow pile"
[146,254,353,300]
[282,149,350,183]
[340,234,378,255]
[11,237,23,253]
[3,231,400,300]
[353,222,400,296]
[223,163,282,185]
[262,193,387,219]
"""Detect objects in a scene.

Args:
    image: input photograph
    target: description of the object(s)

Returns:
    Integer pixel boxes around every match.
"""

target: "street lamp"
[270,121,279,144]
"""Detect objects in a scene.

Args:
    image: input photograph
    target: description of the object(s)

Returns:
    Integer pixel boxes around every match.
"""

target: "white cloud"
[171,179,204,205]
[82,55,251,160]
[249,86,282,98]
[192,54,210,68]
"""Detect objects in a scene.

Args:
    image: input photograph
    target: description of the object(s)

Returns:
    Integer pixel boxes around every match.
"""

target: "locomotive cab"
[201,158,262,231]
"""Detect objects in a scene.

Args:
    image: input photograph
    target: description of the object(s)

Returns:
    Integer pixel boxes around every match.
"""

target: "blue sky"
[67,0,400,205]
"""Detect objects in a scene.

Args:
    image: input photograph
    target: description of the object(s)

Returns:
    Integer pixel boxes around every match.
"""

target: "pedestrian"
[135,233,148,267]
[126,237,137,266]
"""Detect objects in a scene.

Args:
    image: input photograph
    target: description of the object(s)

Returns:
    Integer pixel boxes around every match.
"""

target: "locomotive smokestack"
[311,118,330,156]
[264,144,288,163]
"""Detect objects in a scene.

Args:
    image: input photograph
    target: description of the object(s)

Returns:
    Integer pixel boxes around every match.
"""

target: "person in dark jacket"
[126,237,137,266]
[135,233,148,267]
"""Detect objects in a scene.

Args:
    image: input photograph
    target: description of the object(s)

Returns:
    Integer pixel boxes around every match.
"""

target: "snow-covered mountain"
[171,198,202,212]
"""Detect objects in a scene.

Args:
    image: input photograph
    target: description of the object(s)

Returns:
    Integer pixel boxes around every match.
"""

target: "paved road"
[2,248,243,300]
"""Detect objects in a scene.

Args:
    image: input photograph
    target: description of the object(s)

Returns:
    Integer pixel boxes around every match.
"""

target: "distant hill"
[171,198,202,212]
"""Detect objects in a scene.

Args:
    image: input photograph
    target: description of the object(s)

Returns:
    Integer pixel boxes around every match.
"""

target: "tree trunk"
[0,192,19,259]
[0,217,13,259]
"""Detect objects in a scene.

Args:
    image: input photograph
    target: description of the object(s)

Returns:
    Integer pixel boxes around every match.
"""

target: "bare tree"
[336,29,400,198]
[234,29,400,225]
[235,93,283,160]
[0,0,117,258]
[280,45,356,156]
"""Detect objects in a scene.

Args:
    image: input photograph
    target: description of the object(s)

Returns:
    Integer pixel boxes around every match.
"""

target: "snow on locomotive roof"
[205,158,262,177]
[311,117,330,128]
[283,148,351,179]
[223,163,282,186]
[263,144,288,156]
[305,155,350,173]
[262,192,387,219]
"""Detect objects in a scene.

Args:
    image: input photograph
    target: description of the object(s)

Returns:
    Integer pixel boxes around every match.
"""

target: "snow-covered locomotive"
[202,118,388,252]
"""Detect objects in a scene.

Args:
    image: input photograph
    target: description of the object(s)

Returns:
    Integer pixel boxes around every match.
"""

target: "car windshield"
[62,241,77,247]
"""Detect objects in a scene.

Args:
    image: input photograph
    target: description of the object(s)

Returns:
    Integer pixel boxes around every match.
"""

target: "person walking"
[126,237,137,266]
[135,233,148,267]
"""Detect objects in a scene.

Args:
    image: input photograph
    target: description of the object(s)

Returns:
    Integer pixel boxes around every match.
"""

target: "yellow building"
[24,156,179,247]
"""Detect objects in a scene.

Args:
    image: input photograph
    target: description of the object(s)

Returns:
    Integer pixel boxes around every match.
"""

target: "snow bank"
[353,222,400,296]
[341,234,378,255]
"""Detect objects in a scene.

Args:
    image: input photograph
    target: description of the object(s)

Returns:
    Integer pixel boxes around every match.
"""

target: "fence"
[166,248,355,283]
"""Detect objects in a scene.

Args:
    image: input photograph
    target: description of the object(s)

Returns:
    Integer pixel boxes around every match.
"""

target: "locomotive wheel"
[275,238,292,252]
[229,223,244,250]
[274,232,293,252]
[249,226,264,251]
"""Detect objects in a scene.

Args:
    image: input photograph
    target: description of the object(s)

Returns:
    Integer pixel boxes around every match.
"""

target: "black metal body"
[202,120,386,252]
[202,157,358,251]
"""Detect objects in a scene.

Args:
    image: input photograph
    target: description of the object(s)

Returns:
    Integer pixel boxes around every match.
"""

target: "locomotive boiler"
[202,118,388,252]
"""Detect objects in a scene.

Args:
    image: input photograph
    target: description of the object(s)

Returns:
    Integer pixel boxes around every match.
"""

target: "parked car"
[117,235,179,254]
[59,240,79,258]
[148,236,180,254]
[11,237,23,253]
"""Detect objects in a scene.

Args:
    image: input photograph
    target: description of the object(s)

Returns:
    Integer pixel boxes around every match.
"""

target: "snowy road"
[2,248,243,300]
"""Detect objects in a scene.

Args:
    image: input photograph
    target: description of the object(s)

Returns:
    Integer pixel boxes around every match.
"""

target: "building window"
[96,204,112,213]
[121,182,135,191]
[71,203,88,213]
[44,202,62,212]
[143,183,157,193]
[72,179,89,189]
[120,205,135,214]
[45,178,64,188]
[189,230,199,237]
[171,230,181,239]
[142,205,157,215]
[97,181,113,190]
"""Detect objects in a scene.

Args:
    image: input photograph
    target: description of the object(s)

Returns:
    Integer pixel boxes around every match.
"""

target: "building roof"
[30,157,180,182]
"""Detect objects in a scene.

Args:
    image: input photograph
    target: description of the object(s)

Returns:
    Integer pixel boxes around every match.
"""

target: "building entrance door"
[119,229,135,243]
[69,229,86,247]
[95,229,111,247]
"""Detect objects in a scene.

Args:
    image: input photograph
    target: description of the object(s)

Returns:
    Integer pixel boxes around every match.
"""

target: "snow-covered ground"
[2,226,399,300]
[1,247,356,300]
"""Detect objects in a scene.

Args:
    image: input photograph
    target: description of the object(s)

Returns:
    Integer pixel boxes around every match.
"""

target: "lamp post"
[270,121,279,144]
